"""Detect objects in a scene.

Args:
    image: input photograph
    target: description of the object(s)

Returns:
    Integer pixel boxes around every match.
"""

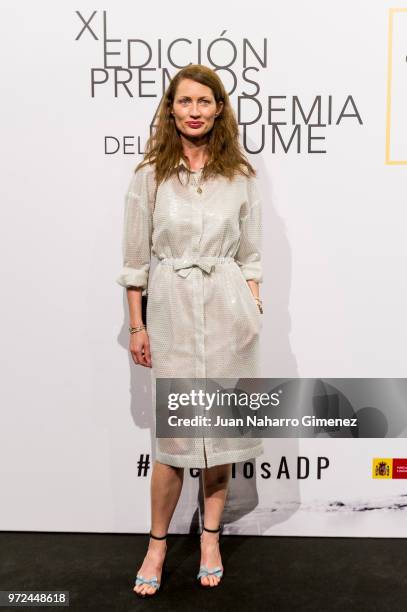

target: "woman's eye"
[178,99,211,105]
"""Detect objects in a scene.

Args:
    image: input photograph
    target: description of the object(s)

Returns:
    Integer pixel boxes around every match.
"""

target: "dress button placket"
[188,168,209,461]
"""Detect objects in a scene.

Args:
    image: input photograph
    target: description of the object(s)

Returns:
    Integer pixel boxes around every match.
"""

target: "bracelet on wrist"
[254,297,263,314]
[129,324,146,334]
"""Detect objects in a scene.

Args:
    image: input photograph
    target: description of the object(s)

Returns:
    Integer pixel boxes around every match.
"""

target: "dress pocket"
[234,267,262,332]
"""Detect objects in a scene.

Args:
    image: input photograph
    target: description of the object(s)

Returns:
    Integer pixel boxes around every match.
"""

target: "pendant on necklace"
[197,187,202,194]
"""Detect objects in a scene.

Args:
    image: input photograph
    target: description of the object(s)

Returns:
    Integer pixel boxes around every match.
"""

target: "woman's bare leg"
[134,461,184,595]
[200,463,232,587]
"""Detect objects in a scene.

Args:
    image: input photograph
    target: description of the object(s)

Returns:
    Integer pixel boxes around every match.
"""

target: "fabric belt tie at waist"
[160,256,235,278]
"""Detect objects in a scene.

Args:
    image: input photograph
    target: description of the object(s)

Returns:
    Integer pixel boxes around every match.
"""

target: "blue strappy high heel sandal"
[134,530,167,597]
[197,524,224,587]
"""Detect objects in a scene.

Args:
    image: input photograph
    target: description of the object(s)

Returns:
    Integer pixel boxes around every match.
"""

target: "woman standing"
[116,64,264,596]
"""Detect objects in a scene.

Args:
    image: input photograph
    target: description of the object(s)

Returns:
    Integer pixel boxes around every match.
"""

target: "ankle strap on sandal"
[149,530,167,540]
[202,524,222,533]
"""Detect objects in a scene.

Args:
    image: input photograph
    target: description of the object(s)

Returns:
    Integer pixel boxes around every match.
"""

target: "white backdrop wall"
[1,1,406,536]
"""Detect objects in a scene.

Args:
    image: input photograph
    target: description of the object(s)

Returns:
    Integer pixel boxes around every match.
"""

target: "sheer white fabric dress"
[117,159,264,468]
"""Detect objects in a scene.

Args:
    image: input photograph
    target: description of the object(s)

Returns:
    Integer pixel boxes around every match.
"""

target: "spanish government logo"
[372,458,407,479]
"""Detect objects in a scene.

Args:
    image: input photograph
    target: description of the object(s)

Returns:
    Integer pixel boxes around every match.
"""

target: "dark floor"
[0,532,406,611]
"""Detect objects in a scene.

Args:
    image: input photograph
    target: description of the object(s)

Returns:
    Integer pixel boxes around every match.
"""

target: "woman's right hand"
[130,330,152,368]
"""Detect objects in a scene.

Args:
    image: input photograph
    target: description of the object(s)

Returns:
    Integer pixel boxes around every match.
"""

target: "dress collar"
[174,157,189,171]
[175,158,205,172]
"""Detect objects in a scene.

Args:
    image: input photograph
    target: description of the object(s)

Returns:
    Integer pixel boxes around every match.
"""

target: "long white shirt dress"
[116,159,265,468]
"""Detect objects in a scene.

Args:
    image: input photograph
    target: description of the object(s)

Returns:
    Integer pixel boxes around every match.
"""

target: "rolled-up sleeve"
[234,177,263,283]
[116,165,154,296]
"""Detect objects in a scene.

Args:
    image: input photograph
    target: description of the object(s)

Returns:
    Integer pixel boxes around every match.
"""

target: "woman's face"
[171,78,223,140]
